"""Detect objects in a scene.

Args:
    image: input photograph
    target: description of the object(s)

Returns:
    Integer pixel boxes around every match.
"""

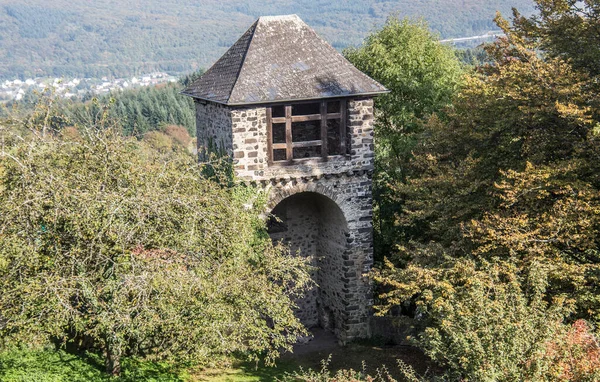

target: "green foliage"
[455,46,490,67]
[0,1,535,80]
[0,347,183,382]
[280,356,435,382]
[370,2,600,381]
[396,51,596,245]
[0,109,311,375]
[468,163,600,321]
[345,17,463,137]
[179,69,206,88]
[64,83,196,137]
[344,17,464,259]
[281,356,392,382]
[512,0,600,76]
[374,257,576,381]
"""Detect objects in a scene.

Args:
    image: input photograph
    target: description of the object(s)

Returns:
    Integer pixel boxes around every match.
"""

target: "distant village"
[0,72,179,102]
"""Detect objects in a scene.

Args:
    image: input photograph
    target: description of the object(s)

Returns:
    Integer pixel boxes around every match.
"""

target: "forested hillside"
[0,0,534,80]
[64,83,196,137]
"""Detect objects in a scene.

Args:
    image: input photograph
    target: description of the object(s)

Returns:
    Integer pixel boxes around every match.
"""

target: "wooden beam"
[266,101,348,164]
[320,101,328,159]
[285,105,293,161]
[266,107,273,165]
[292,114,321,122]
[272,114,324,123]
[292,140,322,148]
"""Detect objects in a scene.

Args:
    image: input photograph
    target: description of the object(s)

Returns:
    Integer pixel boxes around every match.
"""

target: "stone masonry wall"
[269,191,351,335]
[231,97,375,181]
[269,195,321,328]
[230,107,267,175]
[195,101,233,161]
[315,195,349,335]
[263,172,374,343]
[195,96,375,343]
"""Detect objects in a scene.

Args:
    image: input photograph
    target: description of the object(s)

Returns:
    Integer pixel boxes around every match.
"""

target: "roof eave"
[180,90,390,106]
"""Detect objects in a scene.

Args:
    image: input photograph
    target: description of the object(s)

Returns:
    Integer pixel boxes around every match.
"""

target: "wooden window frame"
[267,99,347,165]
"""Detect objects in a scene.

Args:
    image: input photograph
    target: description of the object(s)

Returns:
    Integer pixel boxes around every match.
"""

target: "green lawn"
[0,342,432,381]
[0,348,183,382]
[0,348,301,382]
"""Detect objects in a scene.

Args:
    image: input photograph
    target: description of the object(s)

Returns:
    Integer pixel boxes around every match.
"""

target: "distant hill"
[0,0,536,80]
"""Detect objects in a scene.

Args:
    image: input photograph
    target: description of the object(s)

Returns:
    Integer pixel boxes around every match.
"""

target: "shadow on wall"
[268,191,348,337]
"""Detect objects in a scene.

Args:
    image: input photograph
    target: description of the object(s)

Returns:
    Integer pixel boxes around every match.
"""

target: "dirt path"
[279,328,434,380]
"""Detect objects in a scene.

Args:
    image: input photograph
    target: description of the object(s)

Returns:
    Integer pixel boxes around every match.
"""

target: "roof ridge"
[225,20,258,104]
[257,14,300,22]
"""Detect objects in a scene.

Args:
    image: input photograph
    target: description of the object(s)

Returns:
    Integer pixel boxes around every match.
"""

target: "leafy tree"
[344,17,464,259]
[395,26,596,244]
[371,3,600,380]
[454,46,490,67]
[344,17,463,143]
[0,110,311,375]
[512,0,600,77]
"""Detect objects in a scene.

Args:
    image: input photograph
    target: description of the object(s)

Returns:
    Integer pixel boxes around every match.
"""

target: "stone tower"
[182,14,387,343]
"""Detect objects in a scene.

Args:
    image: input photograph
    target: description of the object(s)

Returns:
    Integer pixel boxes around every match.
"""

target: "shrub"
[281,357,427,382]
[0,121,311,375]
[373,256,581,381]
[142,129,174,152]
[164,124,192,148]
[541,320,600,382]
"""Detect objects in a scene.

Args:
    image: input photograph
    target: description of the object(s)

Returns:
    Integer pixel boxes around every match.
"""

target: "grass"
[188,361,299,381]
[0,341,433,381]
[0,347,183,382]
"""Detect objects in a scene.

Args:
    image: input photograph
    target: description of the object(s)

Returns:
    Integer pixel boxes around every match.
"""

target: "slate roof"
[182,15,388,105]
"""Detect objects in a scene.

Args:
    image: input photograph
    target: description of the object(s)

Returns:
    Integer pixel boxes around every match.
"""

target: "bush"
[541,320,600,382]
[164,124,192,148]
[142,129,174,152]
[281,356,428,382]
[373,254,600,381]
[0,119,311,375]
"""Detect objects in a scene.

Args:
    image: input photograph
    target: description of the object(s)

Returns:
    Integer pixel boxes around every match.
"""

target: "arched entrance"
[268,191,348,334]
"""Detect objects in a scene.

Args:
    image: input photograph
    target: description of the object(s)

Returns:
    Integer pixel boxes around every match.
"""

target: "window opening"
[272,123,286,144]
[267,99,347,164]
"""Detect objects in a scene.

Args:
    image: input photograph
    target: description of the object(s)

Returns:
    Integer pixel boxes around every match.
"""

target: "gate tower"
[183,14,388,342]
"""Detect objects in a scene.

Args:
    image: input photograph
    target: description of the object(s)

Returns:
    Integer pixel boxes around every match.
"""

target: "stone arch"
[266,179,347,213]
[267,189,350,337]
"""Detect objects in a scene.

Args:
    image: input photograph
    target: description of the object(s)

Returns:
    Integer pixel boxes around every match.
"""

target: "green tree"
[371,5,600,381]
[0,114,311,375]
[512,0,600,77]
[373,255,580,381]
[344,17,464,259]
[179,69,205,88]
[63,83,196,137]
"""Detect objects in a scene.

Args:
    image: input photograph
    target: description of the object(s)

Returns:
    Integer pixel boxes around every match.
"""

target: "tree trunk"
[104,335,122,376]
